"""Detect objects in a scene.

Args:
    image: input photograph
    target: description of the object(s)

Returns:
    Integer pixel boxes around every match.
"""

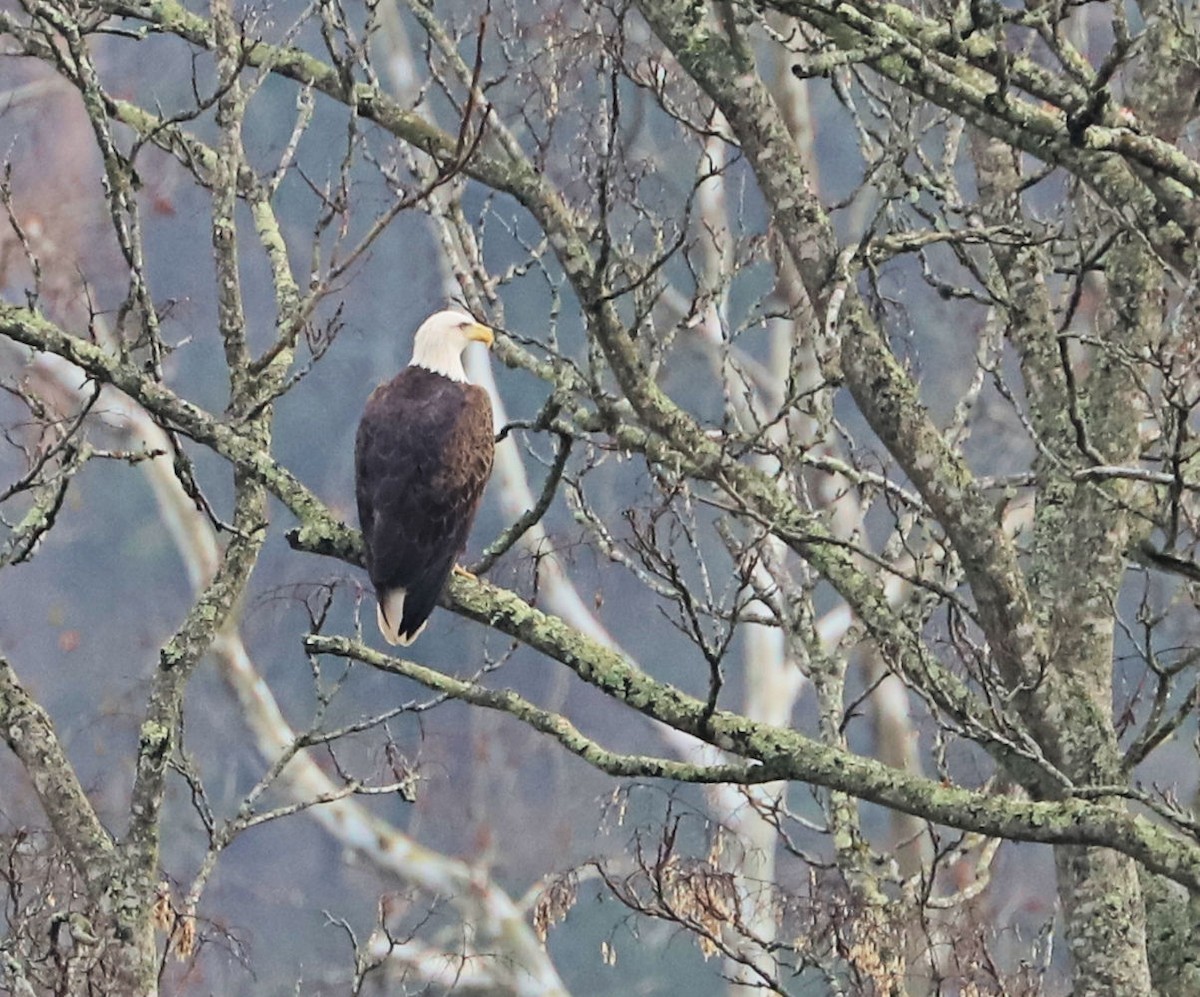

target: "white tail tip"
[377,591,427,646]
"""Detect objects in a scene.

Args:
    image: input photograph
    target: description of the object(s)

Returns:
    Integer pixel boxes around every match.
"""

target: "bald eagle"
[355,310,495,645]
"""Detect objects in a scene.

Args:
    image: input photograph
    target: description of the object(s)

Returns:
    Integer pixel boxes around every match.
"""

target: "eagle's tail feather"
[377,590,427,646]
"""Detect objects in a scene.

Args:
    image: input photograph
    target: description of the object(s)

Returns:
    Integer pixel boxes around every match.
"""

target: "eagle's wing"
[355,369,493,641]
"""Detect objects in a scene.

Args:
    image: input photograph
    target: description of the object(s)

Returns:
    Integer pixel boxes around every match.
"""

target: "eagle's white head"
[409,309,495,382]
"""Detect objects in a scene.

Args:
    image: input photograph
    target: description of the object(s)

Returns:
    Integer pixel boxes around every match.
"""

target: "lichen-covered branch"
[0,653,114,894]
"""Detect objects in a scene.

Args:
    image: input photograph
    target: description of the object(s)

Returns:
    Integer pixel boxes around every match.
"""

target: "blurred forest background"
[1,1,1200,995]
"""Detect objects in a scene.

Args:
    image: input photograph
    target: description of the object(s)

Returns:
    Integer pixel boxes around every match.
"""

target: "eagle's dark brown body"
[355,364,494,644]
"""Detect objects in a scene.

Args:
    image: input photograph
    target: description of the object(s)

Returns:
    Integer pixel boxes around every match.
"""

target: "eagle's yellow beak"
[467,323,495,347]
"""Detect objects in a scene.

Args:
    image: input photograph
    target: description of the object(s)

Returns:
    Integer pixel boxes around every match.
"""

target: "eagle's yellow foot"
[453,564,477,580]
